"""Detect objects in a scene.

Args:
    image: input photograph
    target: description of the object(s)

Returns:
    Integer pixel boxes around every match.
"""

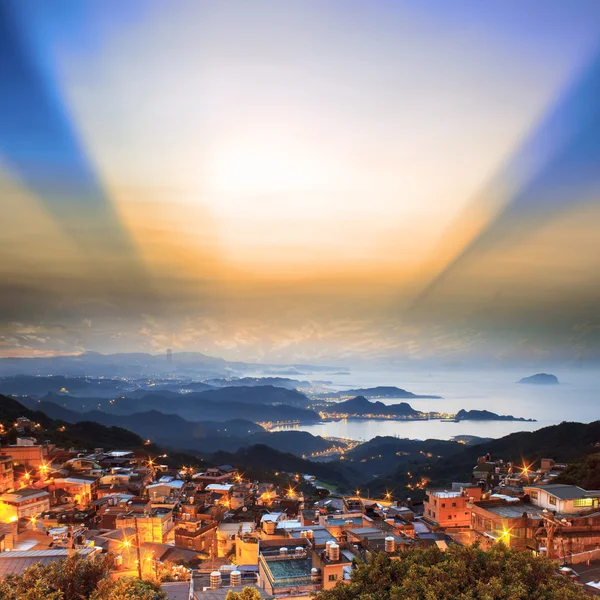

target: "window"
[529,491,538,500]
[441,503,446,508]
[452,502,456,508]
[574,498,594,507]
[448,515,452,520]
[328,574,338,581]
[549,497,556,506]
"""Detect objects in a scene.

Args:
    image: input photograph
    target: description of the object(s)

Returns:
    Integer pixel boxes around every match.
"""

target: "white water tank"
[385,536,395,553]
[114,555,123,568]
[210,571,222,589]
[329,543,340,561]
[311,567,320,583]
[325,540,333,555]
[279,547,288,556]
[306,529,314,540]
[295,546,304,556]
[230,570,242,587]
[345,520,353,526]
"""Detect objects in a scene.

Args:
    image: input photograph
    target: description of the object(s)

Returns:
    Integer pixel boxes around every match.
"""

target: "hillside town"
[0,415,599,598]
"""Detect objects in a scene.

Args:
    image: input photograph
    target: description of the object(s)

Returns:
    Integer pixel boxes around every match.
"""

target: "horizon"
[2,1,600,368]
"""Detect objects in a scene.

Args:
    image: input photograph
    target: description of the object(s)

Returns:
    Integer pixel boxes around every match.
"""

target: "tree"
[0,553,167,600]
[315,545,589,600]
[0,553,111,600]
[225,587,263,600]
[91,577,167,600]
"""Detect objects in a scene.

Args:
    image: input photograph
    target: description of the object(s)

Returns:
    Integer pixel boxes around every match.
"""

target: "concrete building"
[0,444,46,469]
[0,488,51,520]
[318,513,373,539]
[51,475,98,506]
[524,485,600,514]
[0,455,14,494]
[424,487,482,528]
[258,538,319,598]
[175,520,217,553]
[115,508,175,543]
[469,496,542,551]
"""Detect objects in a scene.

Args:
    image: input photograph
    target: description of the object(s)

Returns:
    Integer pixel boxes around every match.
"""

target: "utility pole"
[134,518,143,579]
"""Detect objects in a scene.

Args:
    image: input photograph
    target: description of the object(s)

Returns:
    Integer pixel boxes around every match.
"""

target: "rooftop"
[265,557,313,588]
[475,501,543,519]
[428,490,462,499]
[0,548,98,577]
[528,484,594,500]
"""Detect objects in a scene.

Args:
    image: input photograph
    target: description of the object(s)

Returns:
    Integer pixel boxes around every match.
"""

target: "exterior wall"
[237,536,260,566]
[52,480,97,506]
[322,563,346,589]
[0,495,51,520]
[0,446,45,468]
[526,488,598,514]
[116,512,174,543]
[174,522,216,553]
[470,504,537,551]
[424,492,471,527]
[0,457,14,494]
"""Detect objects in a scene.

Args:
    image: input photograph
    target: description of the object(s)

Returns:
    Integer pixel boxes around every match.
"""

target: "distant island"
[518,373,559,385]
[321,396,423,418]
[317,386,441,400]
[455,409,536,422]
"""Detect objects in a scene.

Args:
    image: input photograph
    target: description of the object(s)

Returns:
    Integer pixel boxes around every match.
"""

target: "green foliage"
[315,546,589,600]
[91,577,167,600]
[555,453,600,490]
[225,587,262,600]
[0,553,111,600]
[0,553,166,600]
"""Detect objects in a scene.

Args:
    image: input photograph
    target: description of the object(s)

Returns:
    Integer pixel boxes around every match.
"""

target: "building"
[0,444,46,469]
[193,467,237,486]
[318,513,373,539]
[423,487,482,528]
[0,455,14,493]
[175,520,217,553]
[469,496,542,551]
[146,478,185,501]
[0,488,51,520]
[524,485,600,514]
[537,511,600,561]
[115,508,175,543]
[258,539,319,598]
[51,475,98,506]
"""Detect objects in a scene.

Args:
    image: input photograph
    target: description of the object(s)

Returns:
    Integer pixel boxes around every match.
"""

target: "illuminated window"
[574,498,594,507]
[549,497,556,506]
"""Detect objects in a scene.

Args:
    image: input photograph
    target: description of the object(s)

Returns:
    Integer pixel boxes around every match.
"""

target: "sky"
[1,0,600,367]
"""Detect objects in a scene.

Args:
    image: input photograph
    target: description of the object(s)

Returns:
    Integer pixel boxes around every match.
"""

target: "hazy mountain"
[205,377,315,390]
[0,351,344,379]
[455,409,535,422]
[321,396,422,417]
[518,373,559,385]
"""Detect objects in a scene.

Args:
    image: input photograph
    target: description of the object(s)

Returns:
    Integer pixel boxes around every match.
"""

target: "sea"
[272,368,600,443]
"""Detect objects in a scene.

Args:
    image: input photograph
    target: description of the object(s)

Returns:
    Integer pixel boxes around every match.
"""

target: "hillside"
[0,394,145,451]
[338,386,441,399]
[18,398,338,457]
[322,396,422,417]
[368,420,600,499]
[455,409,535,422]
[38,388,320,423]
[210,444,359,490]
